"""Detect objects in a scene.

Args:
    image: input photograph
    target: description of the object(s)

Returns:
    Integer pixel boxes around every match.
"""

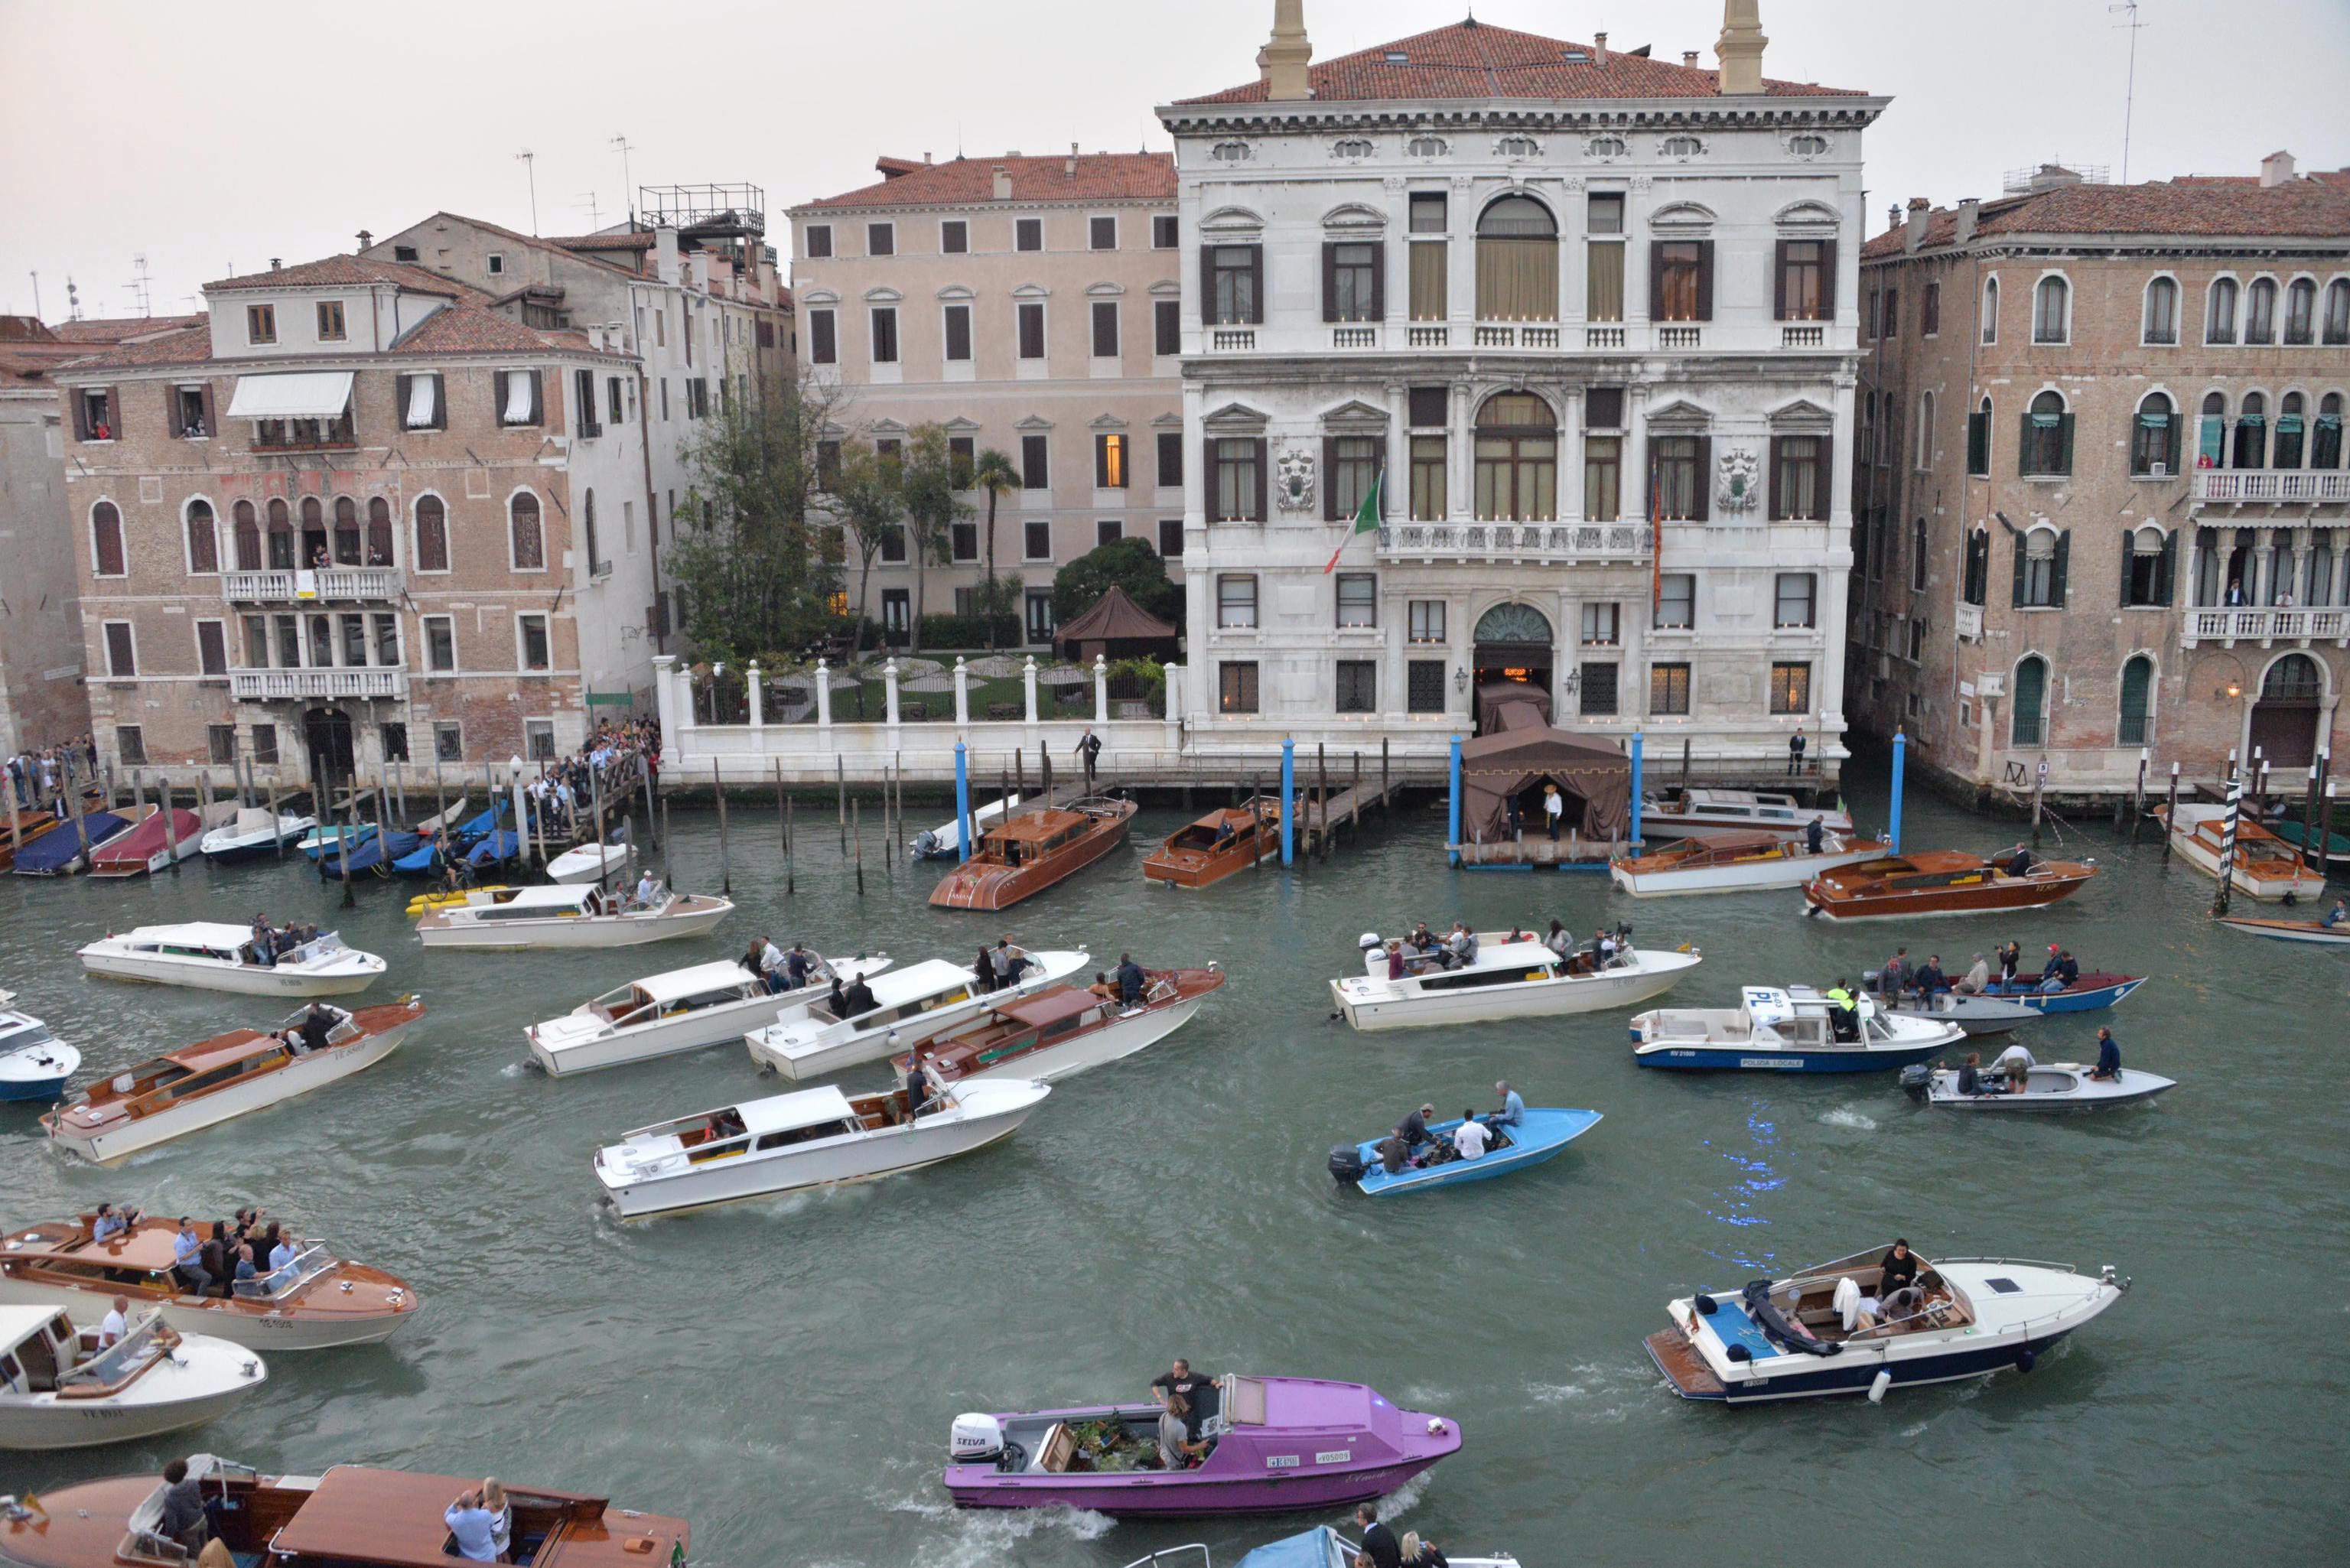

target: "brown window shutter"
[1322,243,1339,324]
[395,376,412,431]
[1369,240,1385,319]
[201,381,217,434]
[70,387,88,442]
[531,370,544,424]
[1203,438,1218,514]
[1199,246,1216,322]
[1768,435,1784,519]
[168,382,185,438]
[1773,240,1789,321]
[1818,239,1837,315]
[1369,435,1388,516]
[1693,434,1712,521]
[1323,436,1339,520]
[1816,434,1834,512]
[1695,242,1714,321]
[1251,438,1268,519]
[1248,246,1265,324]
[106,386,120,433]
[1649,242,1665,320]
[432,375,446,428]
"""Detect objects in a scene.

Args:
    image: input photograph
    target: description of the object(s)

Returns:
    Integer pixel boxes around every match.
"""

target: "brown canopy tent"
[1054,585,1179,664]
[1477,681,1553,735]
[1458,725,1631,842]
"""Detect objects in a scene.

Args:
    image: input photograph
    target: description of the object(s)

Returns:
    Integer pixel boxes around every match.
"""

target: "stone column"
[1092,655,1110,724]
[745,662,763,729]
[1164,662,1182,746]
[1450,382,1473,520]
[650,654,679,752]
[1625,384,1649,528]
[1561,389,1586,522]
[815,659,833,730]
[1023,656,1040,724]
[953,656,970,730]
[884,659,900,730]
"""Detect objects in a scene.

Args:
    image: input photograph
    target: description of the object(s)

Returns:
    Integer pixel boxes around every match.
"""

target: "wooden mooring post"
[852,797,865,896]
[2161,763,2179,860]
[713,758,731,896]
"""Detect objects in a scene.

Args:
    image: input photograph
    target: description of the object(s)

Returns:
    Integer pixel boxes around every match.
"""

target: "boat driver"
[1822,981,1860,1041]
[1879,1240,1926,1293]
[1148,1360,1221,1442]
[2327,899,2348,929]
[840,974,880,1017]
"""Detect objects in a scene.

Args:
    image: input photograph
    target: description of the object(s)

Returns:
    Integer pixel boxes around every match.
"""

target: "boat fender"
[1833,1277,1862,1332]
[1691,1292,1718,1316]
[1327,1145,1368,1185]
[1725,1343,1751,1363]
[1867,1369,1893,1404]
[2013,1346,2036,1374]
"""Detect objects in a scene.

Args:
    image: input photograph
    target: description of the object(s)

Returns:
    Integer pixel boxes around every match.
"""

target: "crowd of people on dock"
[3,734,101,812]
[522,717,660,840]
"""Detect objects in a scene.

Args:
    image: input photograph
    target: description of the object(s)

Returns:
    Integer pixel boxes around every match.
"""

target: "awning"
[226,371,353,420]
[404,374,437,429]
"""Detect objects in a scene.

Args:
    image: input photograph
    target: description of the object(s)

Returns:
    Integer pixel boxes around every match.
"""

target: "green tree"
[897,423,973,654]
[970,447,1020,649]
[831,443,902,656]
[1051,535,1181,626]
[664,382,846,665]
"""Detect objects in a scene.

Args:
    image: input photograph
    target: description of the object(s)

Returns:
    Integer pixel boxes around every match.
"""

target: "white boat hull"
[0,1335,265,1450]
[947,995,1206,1085]
[2168,829,2324,900]
[76,948,383,997]
[529,958,892,1076]
[747,950,1091,1081]
[1611,844,1885,896]
[1921,1064,2176,1109]
[417,901,731,951]
[48,1020,410,1164]
[1332,948,1701,1032]
[0,1279,407,1350]
[548,842,635,884]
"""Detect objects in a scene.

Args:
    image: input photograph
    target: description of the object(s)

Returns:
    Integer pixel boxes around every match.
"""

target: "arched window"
[1968,395,1993,475]
[185,499,218,574]
[2023,389,2071,475]
[2263,653,2322,702]
[2017,527,2062,607]
[2284,278,2316,345]
[1789,133,1829,156]
[1915,391,1935,470]
[2130,392,2175,476]
[1406,135,1449,158]
[232,499,260,571]
[266,497,295,569]
[2033,275,2068,343]
[298,496,327,565]
[415,495,449,572]
[1660,135,1704,157]
[2010,654,2049,745]
[1495,135,1540,158]
[2124,524,2172,607]
[1586,135,1626,158]
[1472,393,1557,521]
[90,500,125,577]
[2143,276,2178,344]
[1474,196,1559,321]
[2265,533,2293,605]
[2275,392,2306,470]
[367,497,394,565]
[2315,392,2345,470]
[2234,392,2267,469]
[2117,655,2154,745]
[2326,279,2350,346]
[2199,392,2228,468]
[2245,277,2277,344]
[509,491,545,569]
[2206,278,2238,344]
[583,489,601,573]
[1981,276,1998,344]
[332,496,361,564]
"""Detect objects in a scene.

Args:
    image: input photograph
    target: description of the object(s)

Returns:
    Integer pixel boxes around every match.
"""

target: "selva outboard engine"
[950,1413,1004,1465]
[1899,1062,1936,1101]
[1328,1143,1367,1184]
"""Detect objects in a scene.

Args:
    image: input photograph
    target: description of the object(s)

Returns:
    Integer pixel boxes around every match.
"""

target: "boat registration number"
[1738,1058,1802,1070]
[1315,1449,1352,1465]
[1265,1455,1299,1469]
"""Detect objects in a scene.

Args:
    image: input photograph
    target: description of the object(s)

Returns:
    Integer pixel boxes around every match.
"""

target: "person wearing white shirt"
[1452,1113,1490,1161]
[99,1295,130,1348]
[1989,1041,2035,1093]
[632,871,659,908]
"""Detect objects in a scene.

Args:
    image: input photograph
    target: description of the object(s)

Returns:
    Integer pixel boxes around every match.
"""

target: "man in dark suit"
[1353,1504,1402,1568]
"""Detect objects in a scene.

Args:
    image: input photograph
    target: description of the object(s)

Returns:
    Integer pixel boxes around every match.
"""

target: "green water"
[0,758,2342,1567]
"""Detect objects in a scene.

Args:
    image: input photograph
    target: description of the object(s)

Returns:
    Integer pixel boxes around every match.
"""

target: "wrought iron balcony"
[2180,606,2350,648]
[1376,520,1654,565]
[223,567,403,603]
[2190,470,2350,506]
[230,668,408,701]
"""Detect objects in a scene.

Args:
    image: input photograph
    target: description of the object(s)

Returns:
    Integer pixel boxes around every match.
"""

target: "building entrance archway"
[304,706,356,789]
[1471,601,1554,733]
[2250,654,2322,768]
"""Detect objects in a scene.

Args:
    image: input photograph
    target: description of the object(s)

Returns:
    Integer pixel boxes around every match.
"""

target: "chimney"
[1593,31,1609,64]
[269,258,282,271]
[1714,0,1767,95]
[991,164,1013,200]
[653,226,681,285]
[1904,196,1932,252]
[2260,149,2296,187]
[1886,203,1902,234]
[1067,142,1079,175]
[356,229,373,251]
[1261,0,1313,100]
[923,151,933,164]
[1682,50,1700,67]
[1952,197,1981,245]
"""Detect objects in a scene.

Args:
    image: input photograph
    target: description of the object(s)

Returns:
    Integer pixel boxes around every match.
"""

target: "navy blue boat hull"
[1649,1329,2079,1404]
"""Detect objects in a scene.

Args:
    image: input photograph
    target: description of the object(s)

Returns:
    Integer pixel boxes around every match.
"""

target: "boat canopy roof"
[735,1085,858,1137]
[7,1222,186,1274]
[161,1029,278,1073]
[270,1465,610,1568]
[115,921,255,950]
[865,958,978,1001]
[0,1303,67,1345]
[223,807,280,835]
[480,885,598,910]
[994,987,1104,1029]
[629,960,757,1004]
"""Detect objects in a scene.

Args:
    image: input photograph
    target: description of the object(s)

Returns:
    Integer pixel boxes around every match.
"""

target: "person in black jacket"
[1075,727,1102,788]
[1353,1504,1403,1568]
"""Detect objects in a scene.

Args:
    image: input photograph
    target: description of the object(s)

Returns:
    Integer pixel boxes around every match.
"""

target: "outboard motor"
[1899,1062,1935,1101]
[1328,1144,1368,1185]
[1357,930,1382,953]
[949,1413,1004,1465]
[911,829,940,859]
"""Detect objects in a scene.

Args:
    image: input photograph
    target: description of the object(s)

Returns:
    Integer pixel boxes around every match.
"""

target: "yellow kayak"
[404,884,512,917]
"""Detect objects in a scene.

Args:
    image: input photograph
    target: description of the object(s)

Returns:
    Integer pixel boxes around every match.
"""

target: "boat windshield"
[233,1243,334,1300]
[66,1313,165,1386]
[282,932,349,964]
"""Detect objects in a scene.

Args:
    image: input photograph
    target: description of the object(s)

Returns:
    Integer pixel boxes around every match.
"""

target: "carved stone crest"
[1717,447,1761,513]
[1276,447,1317,512]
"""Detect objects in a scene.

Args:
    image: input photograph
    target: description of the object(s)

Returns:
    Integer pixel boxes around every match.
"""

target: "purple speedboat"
[942,1374,1458,1517]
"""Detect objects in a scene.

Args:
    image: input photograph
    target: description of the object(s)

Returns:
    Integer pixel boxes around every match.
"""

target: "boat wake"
[1525,1361,1643,1423]
[883,1488,1112,1568]
[1819,1106,1880,1131]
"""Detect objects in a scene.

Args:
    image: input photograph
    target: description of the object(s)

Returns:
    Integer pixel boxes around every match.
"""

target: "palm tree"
[970,447,1019,649]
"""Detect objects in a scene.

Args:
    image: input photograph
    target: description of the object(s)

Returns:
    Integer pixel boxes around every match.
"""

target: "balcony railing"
[1586,325,1626,349]
[2191,470,2350,506]
[223,568,402,603]
[1377,520,1654,565]
[1782,324,1826,348]
[1407,324,1449,347]
[1210,328,1255,351]
[1955,603,1984,642]
[230,668,408,701]
[2181,606,2350,648]
[1332,326,1378,349]
[252,417,356,454]
[1658,326,1703,349]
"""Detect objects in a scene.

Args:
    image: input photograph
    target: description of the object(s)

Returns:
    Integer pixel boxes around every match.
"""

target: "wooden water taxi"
[2214,912,2350,945]
[0,1305,264,1451]
[527,952,890,1076]
[1142,797,1287,888]
[41,999,422,1163]
[415,881,731,950]
[1802,847,2096,921]
[902,966,1224,1086]
[1610,829,1889,896]
[0,1457,685,1568]
[2156,803,2326,901]
[744,948,1089,1081]
[1642,787,1854,844]
[929,796,1135,911]
[77,923,386,997]
[0,1216,419,1349]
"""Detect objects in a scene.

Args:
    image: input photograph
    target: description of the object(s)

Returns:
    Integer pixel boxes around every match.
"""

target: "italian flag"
[1323,467,1384,573]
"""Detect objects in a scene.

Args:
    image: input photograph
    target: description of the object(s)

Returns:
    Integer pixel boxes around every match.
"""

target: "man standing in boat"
[1149,1359,1220,1441]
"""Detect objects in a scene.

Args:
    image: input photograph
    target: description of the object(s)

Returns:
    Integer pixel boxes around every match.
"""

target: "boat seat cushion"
[1706,1300,1782,1361]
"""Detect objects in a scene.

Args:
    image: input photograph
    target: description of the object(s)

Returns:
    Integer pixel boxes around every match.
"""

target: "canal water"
[0,759,2342,1567]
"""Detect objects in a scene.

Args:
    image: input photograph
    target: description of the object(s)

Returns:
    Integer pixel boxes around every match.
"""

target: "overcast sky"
[4,0,2345,322]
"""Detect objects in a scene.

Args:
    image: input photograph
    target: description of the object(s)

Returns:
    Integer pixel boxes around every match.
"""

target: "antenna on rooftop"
[28,272,39,320]
[610,136,636,225]
[125,255,153,317]
[64,276,80,323]
[2109,1,2147,184]
[577,193,603,230]
[516,149,540,234]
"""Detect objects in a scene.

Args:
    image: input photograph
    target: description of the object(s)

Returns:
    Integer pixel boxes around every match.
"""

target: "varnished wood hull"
[1142,827,1278,888]
[929,811,1132,910]
[1802,874,2092,921]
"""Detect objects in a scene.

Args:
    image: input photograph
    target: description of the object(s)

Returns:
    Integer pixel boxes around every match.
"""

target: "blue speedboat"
[1884,972,2146,1036]
[389,838,447,877]
[315,829,422,878]
[11,812,131,876]
[298,821,379,862]
[1233,1526,1521,1568]
[467,828,521,867]
[1630,986,1963,1072]
[1330,1108,1602,1196]
[0,992,77,1101]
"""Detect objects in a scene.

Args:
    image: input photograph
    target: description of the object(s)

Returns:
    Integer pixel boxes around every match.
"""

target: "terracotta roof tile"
[47,314,205,345]
[397,213,643,280]
[205,254,477,296]
[1861,174,2350,259]
[51,324,216,371]
[1176,20,1863,106]
[0,343,92,386]
[550,231,654,252]
[57,299,624,372]
[800,151,1174,211]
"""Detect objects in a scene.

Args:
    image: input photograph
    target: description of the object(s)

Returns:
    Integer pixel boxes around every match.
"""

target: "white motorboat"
[1211,1527,1522,1568]
[1648,1246,2130,1404]
[910,966,1225,1087]
[2214,913,2350,945]
[1631,986,1963,1072]
[1642,787,1854,844]
[526,952,893,1076]
[0,1306,265,1450]
[1610,829,1889,896]
[0,994,78,1103]
[1904,1060,2177,1110]
[593,1074,1051,1218]
[745,948,1089,1081]
[199,807,317,863]
[910,794,1020,860]
[2156,803,2327,901]
[414,881,731,950]
[546,838,634,884]
[43,999,422,1163]
[1330,930,1700,1032]
[76,923,386,997]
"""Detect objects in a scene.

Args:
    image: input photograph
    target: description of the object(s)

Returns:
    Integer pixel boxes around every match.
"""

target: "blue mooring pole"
[1280,737,1296,866]
[1447,734,1463,868]
[1629,730,1645,849]
[1889,729,1907,854]
[954,741,972,864]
